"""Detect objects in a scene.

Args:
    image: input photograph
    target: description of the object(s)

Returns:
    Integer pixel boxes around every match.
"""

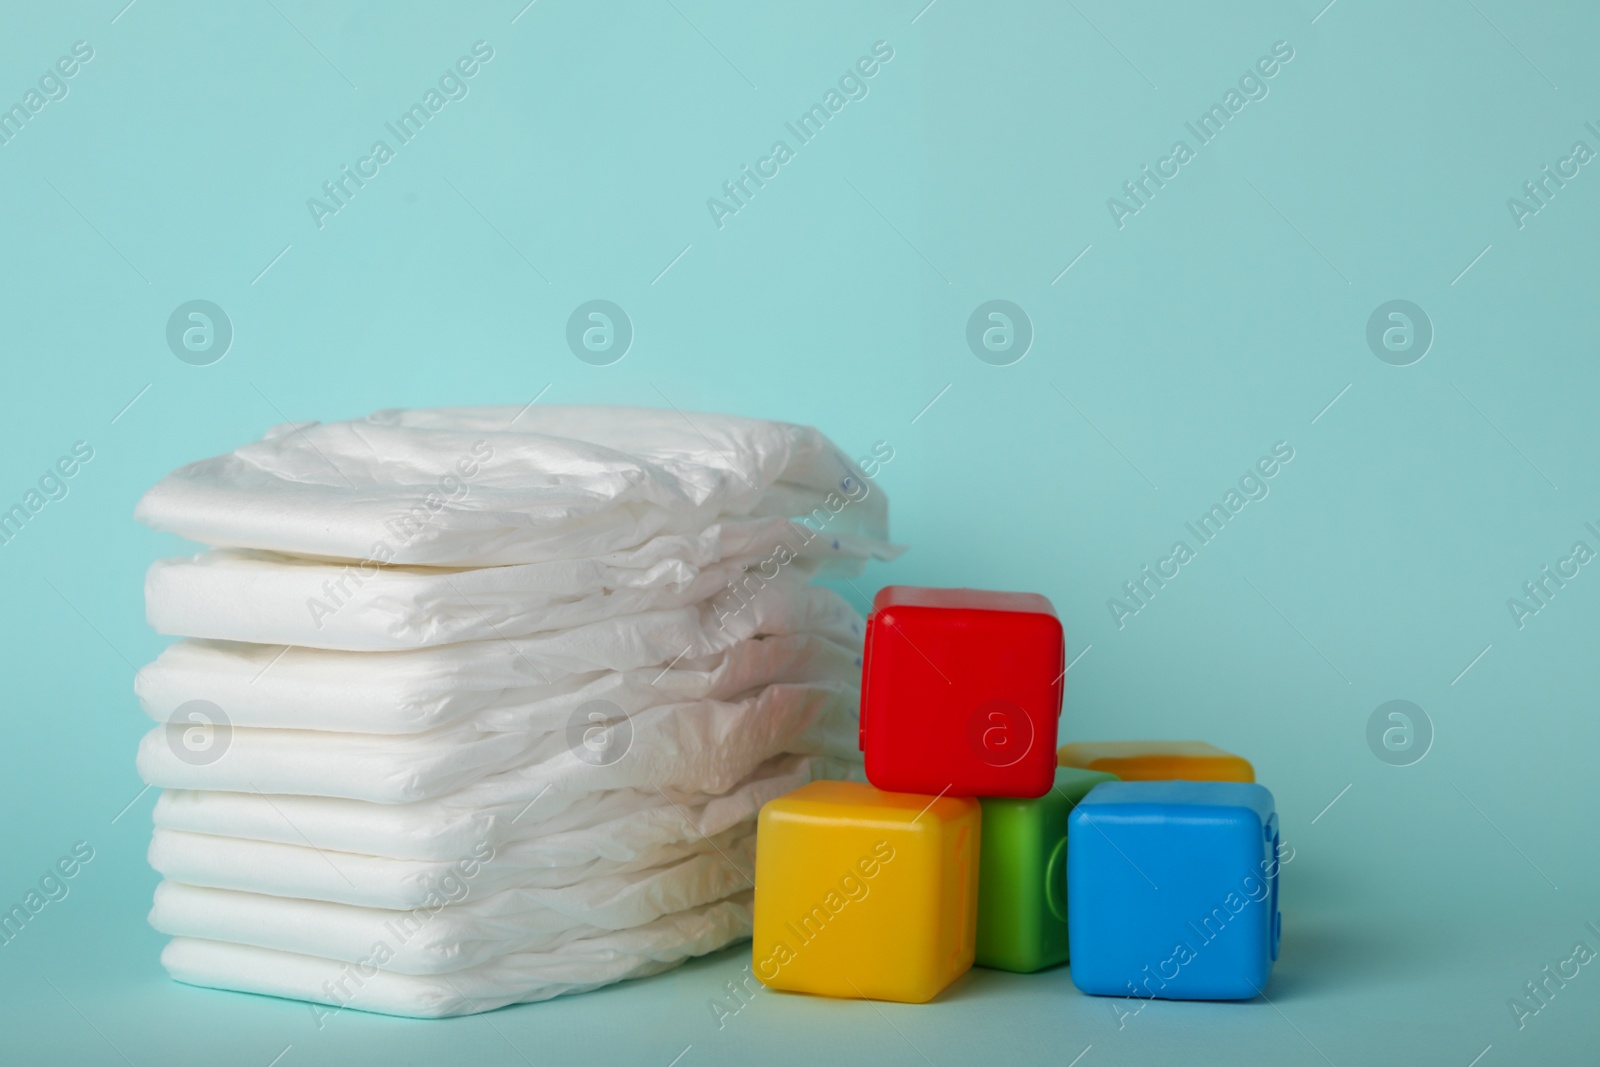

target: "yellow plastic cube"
[752,780,980,1003]
[1057,740,1254,782]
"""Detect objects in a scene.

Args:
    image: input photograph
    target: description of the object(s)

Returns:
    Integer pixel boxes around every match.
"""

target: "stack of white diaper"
[132,405,896,1018]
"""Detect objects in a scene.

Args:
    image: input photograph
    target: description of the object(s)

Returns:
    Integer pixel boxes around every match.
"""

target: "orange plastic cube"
[1057,740,1254,782]
[752,780,980,1003]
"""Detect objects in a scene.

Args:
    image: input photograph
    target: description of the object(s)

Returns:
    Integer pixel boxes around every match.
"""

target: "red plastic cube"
[860,586,1064,798]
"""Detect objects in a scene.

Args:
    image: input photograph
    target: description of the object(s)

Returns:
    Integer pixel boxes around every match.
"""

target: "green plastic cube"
[975,766,1118,972]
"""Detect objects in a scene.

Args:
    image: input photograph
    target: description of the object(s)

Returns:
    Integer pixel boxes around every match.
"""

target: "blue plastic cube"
[1067,781,1281,1000]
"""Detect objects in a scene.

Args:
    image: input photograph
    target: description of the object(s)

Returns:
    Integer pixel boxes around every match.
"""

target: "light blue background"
[2,1,1598,1063]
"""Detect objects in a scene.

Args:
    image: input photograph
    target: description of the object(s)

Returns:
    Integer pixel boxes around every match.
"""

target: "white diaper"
[138,630,861,738]
[137,681,858,803]
[160,890,753,1018]
[148,823,755,911]
[136,582,864,733]
[135,405,892,567]
[144,515,890,650]
[152,882,617,973]
[151,752,859,861]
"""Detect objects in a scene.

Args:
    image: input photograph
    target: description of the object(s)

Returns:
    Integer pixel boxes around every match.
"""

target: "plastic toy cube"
[1068,781,1281,1000]
[1058,740,1254,782]
[976,766,1117,973]
[753,780,980,1003]
[861,586,1064,798]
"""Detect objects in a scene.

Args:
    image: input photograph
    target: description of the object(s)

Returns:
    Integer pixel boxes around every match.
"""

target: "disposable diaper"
[151,752,857,862]
[148,824,755,911]
[144,514,889,650]
[134,406,892,567]
[137,630,861,735]
[137,681,858,803]
[151,881,719,973]
[160,891,753,1018]
[135,583,864,738]
[152,881,618,972]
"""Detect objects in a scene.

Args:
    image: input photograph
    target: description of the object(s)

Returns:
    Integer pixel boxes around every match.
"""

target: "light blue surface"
[1067,781,1280,1000]
[3,1,1600,1063]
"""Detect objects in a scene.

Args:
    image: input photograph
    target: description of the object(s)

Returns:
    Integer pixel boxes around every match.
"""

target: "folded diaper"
[152,752,858,862]
[145,513,891,650]
[153,881,616,972]
[152,830,752,969]
[138,681,857,803]
[138,630,860,735]
[161,891,754,1018]
[135,406,891,566]
[136,581,863,728]
[149,824,756,913]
